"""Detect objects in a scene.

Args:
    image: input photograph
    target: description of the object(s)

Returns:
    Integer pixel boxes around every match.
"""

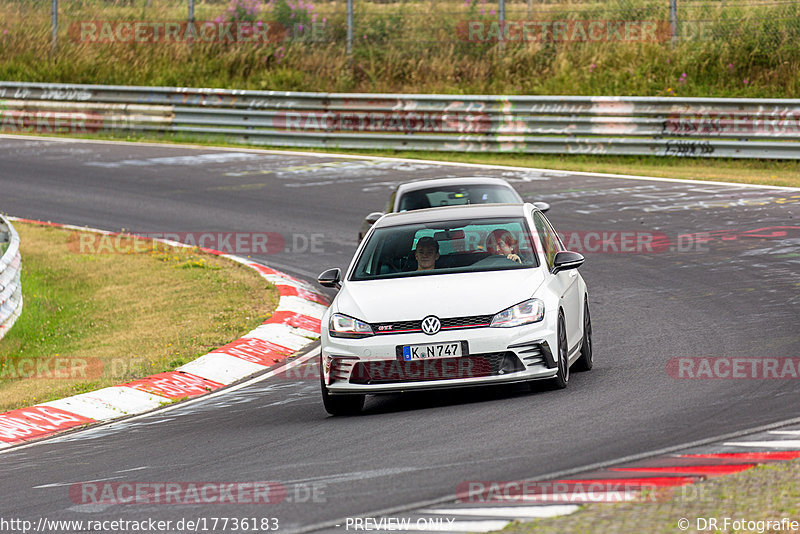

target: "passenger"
[487,229,522,263]
[414,236,439,271]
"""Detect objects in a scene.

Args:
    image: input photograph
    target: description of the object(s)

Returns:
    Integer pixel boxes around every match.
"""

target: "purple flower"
[298,23,303,31]
[743,78,749,84]
[490,9,495,15]
[2,29,6,35]
[666,58,670,64]
[589,63,596,72]
[727,63,734,70]
[322,17,327,24]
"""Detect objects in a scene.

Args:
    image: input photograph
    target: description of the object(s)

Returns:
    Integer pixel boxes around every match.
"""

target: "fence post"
[347,0,354,59]
[498,0,505,50]
[51,0,58,55]
[670,0,678,46]
[189,0,195,23]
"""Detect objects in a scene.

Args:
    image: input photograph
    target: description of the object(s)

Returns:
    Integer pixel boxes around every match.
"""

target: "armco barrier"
[0,215,22,341]
[2,81,800,158]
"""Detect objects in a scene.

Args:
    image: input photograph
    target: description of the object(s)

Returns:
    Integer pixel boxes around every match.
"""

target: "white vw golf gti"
[317,203,592,415]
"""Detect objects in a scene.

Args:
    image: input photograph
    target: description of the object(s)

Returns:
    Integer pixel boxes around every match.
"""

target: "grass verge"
[0,221,279,412]
[499,458,800,533]
[1,0,799,96]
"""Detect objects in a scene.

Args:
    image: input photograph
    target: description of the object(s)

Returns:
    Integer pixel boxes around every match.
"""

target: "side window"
[534,212,561,270]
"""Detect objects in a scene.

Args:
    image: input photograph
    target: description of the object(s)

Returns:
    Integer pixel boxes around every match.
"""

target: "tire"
[551,313,569,389]
[320,366,365,416]
[573,301,593,372]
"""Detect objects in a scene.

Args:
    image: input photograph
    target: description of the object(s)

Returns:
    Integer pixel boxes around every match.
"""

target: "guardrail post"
[188,0,195,23]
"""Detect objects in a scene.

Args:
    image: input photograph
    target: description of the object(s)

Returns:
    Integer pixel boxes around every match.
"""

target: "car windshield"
[397,184,520,211]
[351,217,538,281]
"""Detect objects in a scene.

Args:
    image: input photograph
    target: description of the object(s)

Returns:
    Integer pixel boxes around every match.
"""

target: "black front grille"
[372,314,493,335]
[349,352,523,384]
[442,315,494,329]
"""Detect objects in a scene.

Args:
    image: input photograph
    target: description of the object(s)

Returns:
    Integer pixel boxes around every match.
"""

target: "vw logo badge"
[421,315,441,335]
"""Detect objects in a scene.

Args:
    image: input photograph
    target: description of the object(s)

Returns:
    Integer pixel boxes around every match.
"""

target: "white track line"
[420,505,579,519]
[387,520,511,532]
[1,133,797,191]
[722,440,800,449]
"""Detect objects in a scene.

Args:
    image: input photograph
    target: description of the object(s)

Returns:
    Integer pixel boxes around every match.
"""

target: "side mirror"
[359,212,385,242]
[365,212,384,225]
[532,201,550,213]
[317,268,342,289]
[552,251,584,274]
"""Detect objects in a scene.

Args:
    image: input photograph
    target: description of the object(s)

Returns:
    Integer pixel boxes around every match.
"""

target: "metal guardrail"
[2,81,800,158]
[0,215,22,341]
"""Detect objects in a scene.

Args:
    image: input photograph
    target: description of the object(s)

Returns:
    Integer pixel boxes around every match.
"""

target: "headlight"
[491,298,545,328]
[329,313,374,338]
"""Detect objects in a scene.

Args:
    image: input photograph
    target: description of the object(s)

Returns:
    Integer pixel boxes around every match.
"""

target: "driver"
[414,236,439,271]
[487,229,522,263]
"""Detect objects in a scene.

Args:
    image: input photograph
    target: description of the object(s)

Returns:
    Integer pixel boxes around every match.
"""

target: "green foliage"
[0,0,799,96]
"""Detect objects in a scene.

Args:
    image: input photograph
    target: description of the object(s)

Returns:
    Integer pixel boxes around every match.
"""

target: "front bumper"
[321,323,558,394]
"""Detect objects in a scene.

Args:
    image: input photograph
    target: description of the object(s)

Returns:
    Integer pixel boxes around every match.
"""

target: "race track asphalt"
[0,136,798,532]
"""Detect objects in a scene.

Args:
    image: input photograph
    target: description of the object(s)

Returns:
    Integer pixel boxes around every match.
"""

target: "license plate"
[401,342,463,361]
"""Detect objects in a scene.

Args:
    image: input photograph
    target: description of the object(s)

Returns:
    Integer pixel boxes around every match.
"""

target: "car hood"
[335,269,545,322]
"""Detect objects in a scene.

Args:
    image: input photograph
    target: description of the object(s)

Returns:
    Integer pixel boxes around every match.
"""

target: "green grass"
[0,222,278,412]
[0,0,799,96]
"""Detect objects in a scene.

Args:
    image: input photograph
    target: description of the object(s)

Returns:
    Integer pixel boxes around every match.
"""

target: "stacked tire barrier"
[2,81,800,158]
[0,215,22,341]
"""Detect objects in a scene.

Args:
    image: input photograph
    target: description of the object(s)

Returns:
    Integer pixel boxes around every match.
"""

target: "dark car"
[358,177,549,241]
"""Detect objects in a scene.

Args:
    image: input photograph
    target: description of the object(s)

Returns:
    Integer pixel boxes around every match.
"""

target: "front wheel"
[320,369,365,416]
[574,301,593,372]
[551,313,569,389]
